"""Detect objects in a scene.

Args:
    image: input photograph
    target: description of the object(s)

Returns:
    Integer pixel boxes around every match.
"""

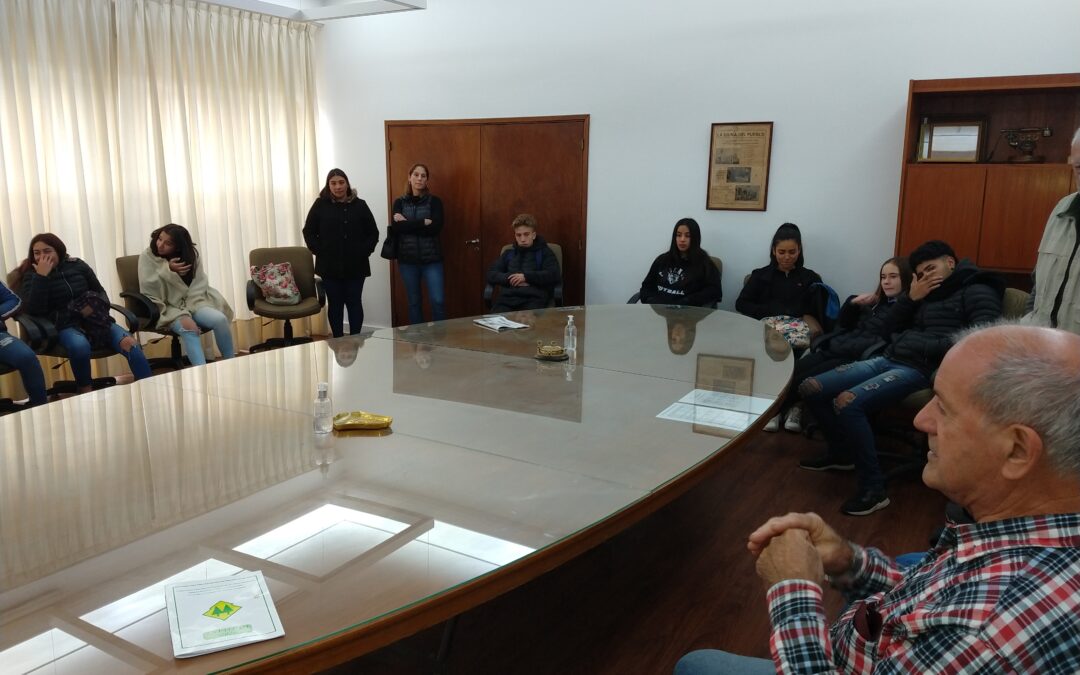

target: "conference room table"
[0,304,793,673]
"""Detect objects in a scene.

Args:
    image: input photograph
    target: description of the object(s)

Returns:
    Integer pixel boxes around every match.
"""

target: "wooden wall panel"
[897,164,985,260]
[979,164,1075,271]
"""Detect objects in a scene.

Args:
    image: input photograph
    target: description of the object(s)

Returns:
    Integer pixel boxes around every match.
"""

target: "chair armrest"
[315,278,326,307]
[119,291,160,330]
[23,315,59,351]
[553,282,564,307]
[13,314,47,352]
[627,292,641,304]
[109,303,139,332]
[483,283,494,310]
[247,280,263,311]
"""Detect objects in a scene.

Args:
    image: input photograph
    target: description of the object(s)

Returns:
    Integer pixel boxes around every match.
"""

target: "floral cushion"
[763,315,811,350]
[250,262,301,306]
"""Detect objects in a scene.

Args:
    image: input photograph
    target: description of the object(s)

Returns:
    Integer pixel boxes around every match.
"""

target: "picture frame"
[706,122,773,211]
[916,118,985,163]
[691,354,756,438]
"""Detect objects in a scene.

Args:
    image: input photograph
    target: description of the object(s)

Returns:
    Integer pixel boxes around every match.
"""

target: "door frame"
[384,114,589,325]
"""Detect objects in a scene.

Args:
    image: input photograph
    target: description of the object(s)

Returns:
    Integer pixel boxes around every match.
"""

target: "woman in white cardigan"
[138,224,234,366]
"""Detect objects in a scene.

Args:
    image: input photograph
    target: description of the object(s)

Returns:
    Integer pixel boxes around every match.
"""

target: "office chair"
[247,247,325,352]
[116,254,205,371]
[484,242,564,310]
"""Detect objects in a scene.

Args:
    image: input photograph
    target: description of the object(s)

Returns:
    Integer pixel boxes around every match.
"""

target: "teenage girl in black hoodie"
[639,218,722,307]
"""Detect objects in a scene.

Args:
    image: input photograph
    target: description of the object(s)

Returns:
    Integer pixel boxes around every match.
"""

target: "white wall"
[316,0,1080,328]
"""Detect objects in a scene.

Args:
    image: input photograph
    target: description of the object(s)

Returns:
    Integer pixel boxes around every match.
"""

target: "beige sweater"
[138,248,233,330]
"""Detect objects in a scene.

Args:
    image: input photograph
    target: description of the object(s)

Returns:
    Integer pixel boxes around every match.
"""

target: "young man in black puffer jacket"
[797,240,1004,516]
[486,213,561,312]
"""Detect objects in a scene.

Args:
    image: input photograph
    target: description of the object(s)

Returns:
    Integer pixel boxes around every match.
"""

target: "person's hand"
[851,291,879,306]
[748,512,853,575]
[178,315,198,332]
[168,258,192,276]
[393,213,406,222]
[508,272,527,287]
[909,272,943,301]
[118,335,137,352]
[756,530,825,587]
[32,252,57,276]
[423,218,432,226]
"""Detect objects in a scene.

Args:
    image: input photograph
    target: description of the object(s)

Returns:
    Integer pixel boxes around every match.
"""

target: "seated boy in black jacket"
[487,214,561,312]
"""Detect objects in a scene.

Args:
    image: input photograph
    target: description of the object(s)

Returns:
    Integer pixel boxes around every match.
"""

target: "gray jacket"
[1025,192,1080,334]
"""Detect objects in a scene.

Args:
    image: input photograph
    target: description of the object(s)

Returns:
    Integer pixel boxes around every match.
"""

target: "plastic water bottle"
[563,315,577,355]
[313,382,333,434]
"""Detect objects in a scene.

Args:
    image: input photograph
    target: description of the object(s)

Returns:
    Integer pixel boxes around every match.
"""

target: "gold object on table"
[332,411,393,431]
[536,341,569,361]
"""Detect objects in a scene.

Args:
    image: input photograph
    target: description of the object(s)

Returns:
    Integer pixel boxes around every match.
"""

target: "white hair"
[955,322,1080,478]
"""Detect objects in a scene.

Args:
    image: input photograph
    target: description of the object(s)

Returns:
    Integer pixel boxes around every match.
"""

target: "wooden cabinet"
[895,74,1080,274]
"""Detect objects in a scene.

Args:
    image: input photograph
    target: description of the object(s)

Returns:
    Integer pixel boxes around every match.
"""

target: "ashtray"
[332,411,393,431]
[535,352,570,362]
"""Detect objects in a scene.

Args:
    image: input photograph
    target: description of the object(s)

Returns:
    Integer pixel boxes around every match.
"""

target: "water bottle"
[313,382,333,434]
[563,315,577,355]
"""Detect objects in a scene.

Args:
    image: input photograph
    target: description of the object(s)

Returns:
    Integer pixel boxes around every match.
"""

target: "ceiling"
[205,0,425,22]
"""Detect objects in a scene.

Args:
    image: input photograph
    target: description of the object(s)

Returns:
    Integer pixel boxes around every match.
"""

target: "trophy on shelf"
[1000,126,1052,163]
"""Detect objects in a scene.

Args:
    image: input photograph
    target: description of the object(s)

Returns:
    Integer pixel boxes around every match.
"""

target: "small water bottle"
[563,315,577,355]
[313,382,333,434]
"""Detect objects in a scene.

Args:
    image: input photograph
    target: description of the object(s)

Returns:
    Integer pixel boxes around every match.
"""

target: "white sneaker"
[784,405,803,433]
[764,414,781,432]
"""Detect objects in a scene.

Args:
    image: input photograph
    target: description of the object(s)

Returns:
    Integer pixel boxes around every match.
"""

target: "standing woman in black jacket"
[390,163,445,325]
[736,222,824,335]
[303,169,380,337]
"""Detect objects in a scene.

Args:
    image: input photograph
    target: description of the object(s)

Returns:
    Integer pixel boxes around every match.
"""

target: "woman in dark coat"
[303,168,380,337]
[390,163,446,325]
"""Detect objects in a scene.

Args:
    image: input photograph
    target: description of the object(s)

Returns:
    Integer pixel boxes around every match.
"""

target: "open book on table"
[473,315,530,332]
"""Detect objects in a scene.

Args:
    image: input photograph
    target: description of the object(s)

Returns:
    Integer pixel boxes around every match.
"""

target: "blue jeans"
[321,276,366,338]
[0,331,47,405]
[57,323,152,387]
[675,649,775,675]
[801,356,930,494]
[170,306,235,366]
[398,261,446,325]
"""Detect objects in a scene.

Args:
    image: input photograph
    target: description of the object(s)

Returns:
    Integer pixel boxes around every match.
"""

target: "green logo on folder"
[203,600,241,621]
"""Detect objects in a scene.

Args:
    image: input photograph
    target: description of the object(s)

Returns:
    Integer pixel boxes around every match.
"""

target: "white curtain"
[0,0,321,392]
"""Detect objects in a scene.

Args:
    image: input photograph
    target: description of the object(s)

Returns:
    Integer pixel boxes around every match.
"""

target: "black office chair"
[247,247,325,352]
[628,256,723,308]
[484,242,564,310]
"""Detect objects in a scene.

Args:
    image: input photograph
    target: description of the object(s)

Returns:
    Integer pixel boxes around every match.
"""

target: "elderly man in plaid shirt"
[677,323,1080,674]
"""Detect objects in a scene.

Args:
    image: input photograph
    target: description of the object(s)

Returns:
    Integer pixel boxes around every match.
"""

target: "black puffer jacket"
[16,257,109,330]
[880,259,1005,374]
[815,296,897,360]
[302,191,380,279]
[486,235,560,302]
[736,263,823,320]
[391,194,444,265]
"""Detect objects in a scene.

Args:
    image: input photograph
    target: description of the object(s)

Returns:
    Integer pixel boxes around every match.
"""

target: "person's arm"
[486,251,512,287]
[1024,278,1036,315]
[358,201,380,256]
[736,269,771,318]
[524,247,560,287]
[392,196,444,237]
[682,259,722,306]
[0,282,21,319]
[302,201,321,254]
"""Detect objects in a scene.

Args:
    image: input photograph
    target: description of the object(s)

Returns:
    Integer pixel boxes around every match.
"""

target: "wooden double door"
[385,115,589,326]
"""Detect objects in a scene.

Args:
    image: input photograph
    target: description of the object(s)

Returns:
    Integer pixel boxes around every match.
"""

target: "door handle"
[465,238,480,245]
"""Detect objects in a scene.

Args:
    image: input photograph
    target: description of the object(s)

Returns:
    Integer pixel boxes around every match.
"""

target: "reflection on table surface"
[0,305,791,673]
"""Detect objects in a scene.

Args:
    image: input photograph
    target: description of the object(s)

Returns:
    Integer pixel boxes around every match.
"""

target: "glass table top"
[0,305,792,673]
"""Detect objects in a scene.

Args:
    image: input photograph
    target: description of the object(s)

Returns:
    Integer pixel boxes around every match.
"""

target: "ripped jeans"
[170,306,235,366]
[801,356,929,494]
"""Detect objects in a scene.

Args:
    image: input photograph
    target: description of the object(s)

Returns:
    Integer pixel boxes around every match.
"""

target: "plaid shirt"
[767,513,1080,673]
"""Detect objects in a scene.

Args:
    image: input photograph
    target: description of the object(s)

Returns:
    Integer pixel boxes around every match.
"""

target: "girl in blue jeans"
[0,281,47,406]
[12,233,151,394]
[139,224,235,366]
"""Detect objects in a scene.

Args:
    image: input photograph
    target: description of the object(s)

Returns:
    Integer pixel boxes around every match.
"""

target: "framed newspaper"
[706,122,774,211]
